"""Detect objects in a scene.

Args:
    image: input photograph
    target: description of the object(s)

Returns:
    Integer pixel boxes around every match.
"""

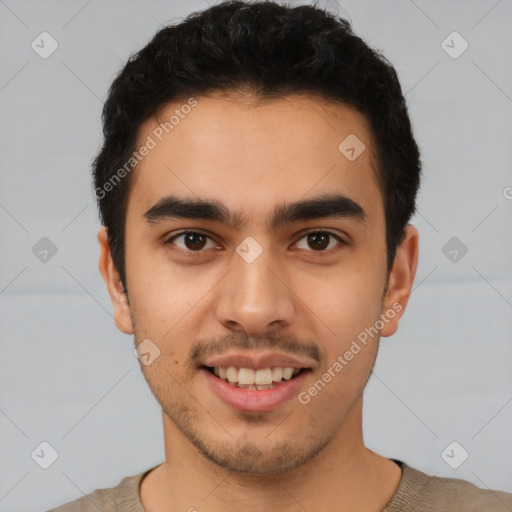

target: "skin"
[98,92,419,511]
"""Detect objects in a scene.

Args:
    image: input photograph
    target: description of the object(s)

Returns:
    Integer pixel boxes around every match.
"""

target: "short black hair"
[93,0,421,292]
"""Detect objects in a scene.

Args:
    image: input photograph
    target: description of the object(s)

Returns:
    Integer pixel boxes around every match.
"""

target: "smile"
[201,365,311,412]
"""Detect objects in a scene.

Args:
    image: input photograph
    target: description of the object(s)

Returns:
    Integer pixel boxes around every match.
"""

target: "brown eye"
[307,232,329,251]
[295,231,344,252]
[167,231,217,252]
[183,232,207,250]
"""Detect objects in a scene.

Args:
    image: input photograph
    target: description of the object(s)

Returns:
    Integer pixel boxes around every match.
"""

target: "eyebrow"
[143,193,368,231]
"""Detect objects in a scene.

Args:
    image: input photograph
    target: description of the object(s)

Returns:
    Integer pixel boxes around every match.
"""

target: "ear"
[97,227,134,334]
[380,224,419,337]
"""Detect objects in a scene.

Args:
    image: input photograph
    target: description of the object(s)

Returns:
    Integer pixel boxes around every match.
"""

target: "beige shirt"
[48,459,512,511]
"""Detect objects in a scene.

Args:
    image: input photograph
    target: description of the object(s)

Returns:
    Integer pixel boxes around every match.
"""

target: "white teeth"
[226,366,238,383]
[210,366,304,388]
[255,368,273,385]
[272,367,283,382]
[237,368,255,385]
[282,367,294,380]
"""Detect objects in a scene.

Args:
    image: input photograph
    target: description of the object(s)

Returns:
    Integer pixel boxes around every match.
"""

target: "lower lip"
[200,368,310,412]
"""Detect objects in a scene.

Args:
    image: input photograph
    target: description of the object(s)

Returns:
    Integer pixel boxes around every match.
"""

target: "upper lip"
[201,351,315,370]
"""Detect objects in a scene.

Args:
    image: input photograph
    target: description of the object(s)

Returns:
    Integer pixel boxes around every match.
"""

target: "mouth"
[200,364,312,412]
[201,365,310,390]
[198,350,316,412]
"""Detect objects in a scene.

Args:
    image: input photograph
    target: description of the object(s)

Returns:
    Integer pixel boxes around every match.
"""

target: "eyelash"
[164,230,347,256]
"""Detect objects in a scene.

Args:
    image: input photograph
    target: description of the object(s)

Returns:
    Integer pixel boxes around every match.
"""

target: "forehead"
[127,93,383,229]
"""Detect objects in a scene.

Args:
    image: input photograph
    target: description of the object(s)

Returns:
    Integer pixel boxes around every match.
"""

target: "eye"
[165,230,346,256]
[294,231,346,252]
[165,231,218,253]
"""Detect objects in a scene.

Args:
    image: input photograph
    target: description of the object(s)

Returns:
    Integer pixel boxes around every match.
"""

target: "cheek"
[296,262,383,338]
[126,247,194,325]
[295,268,384,399]
[297,341,378,426]
[128,270,218,370]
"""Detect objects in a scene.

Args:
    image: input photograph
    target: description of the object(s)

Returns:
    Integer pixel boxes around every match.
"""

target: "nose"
[214,245,297,336]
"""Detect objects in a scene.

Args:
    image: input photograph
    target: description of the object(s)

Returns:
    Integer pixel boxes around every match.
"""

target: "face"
[99,92,418,475]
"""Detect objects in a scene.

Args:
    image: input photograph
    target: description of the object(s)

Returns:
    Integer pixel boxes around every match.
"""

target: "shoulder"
[385,460,512,512]
[47,486,117,512]
[47,467,155,512]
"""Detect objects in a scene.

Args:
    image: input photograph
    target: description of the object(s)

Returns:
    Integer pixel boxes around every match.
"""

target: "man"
[50,1,512,510]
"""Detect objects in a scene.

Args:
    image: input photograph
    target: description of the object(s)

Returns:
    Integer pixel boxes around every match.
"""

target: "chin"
[191,435,331,476]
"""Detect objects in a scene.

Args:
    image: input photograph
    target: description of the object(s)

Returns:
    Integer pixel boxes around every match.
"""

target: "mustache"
[188,330,321,367]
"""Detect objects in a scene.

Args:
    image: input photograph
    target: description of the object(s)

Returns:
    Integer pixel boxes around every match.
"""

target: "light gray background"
[1,0,511,510]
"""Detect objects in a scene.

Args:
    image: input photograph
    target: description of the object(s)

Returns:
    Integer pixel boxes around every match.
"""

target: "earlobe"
[380,224,419,338]
[97,227,134,334]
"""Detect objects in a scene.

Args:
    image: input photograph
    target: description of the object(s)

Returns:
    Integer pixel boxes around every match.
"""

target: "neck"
[140,398,401,512]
